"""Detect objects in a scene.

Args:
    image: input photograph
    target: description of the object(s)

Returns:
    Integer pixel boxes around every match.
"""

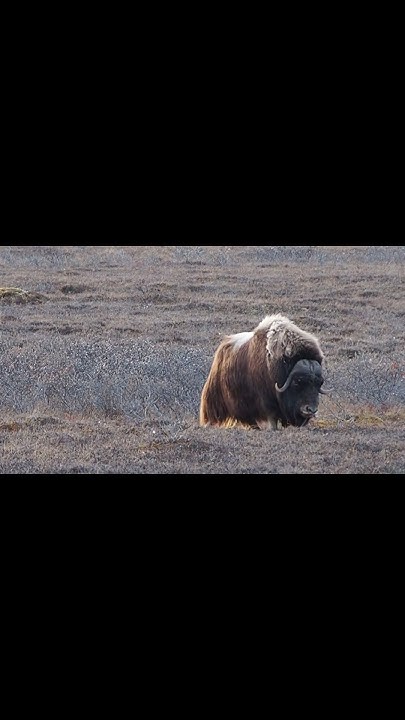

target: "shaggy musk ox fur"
[199,314,330,430]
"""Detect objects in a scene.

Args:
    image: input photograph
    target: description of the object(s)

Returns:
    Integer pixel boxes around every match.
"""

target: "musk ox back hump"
[199,314,326,429]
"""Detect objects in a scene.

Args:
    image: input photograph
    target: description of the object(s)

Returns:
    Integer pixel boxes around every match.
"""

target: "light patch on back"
[256,314,290,333]
[258,314,324,362]
[229,331,254,350]
[256,314,293,357]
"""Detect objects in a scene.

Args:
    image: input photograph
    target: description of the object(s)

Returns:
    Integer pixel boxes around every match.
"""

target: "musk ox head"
[275,358,330,427]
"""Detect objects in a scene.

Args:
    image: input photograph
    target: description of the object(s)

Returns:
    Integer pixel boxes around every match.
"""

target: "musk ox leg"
[199,377,229,427]
[200,417,255,430]
[255,418,278,431]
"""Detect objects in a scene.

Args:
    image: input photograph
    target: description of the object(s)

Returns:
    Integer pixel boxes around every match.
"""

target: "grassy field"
[0,245,404,474]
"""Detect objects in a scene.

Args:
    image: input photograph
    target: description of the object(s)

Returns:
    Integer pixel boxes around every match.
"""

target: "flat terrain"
[0,245,404,474]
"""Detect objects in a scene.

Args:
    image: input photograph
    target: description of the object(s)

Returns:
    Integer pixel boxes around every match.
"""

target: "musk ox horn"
[275,375,293,394]
[319,387,333,395]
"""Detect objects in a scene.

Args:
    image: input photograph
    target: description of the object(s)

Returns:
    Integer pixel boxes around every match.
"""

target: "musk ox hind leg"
[199,380,260,429]
[200,382,279,431]
[199,354,231,427]
[199,380,227,427]
[199,383,249,429]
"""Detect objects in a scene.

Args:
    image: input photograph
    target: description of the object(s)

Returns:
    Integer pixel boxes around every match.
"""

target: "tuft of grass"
[315,404,405,429]
[0,421,22,432]
[0,287,48,303]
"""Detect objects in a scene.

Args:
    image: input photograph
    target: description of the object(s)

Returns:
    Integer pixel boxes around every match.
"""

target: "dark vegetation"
[0,245,404,474]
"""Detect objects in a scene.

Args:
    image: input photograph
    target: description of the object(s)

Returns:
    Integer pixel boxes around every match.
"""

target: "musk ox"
[199,313,331,430]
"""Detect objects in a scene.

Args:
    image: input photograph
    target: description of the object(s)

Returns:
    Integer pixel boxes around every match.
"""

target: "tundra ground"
[0,245,404,474]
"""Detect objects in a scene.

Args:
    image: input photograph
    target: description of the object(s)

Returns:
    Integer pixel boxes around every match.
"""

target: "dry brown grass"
[314,403,405,428]
[0,245,404,474]
[0,287,48,303]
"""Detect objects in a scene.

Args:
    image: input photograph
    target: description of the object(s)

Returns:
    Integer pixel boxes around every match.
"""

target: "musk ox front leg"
[255,418,279,431]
